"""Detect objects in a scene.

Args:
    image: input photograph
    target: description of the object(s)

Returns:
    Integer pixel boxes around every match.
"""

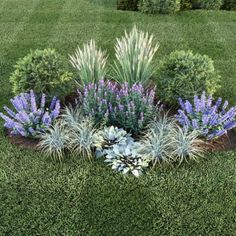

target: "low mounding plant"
[138,115,203,165]
[113,26,159,85]
[104,138,149,177]
[222,0,236,10]
[0,90,60,137]
[69,40,107,88]
[38,122,70,161]
[10,49,74,100]
[78,80,157,134]
[138,0,181,14]
[177,92,236,140]
[67,117,104,159]
[117,0,139,10]
[192,0,223,9]
[172,127,203,163]
[157,50,221,106]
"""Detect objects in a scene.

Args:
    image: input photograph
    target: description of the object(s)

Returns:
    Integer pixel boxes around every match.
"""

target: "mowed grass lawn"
[0,0,236,235]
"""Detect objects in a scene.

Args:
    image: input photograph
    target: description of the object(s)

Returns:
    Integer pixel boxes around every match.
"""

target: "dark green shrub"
[138,0,181,14]
[156,50,221,107]
[191,0,223,9]
[222,0,236,10]
[180,0,192,10]
[117,0,139,10]
[10,49,74,100]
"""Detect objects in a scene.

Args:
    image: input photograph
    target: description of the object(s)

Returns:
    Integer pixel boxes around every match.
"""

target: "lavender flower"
[78,80,158,134]
[177,92,236,140]
[0,90,60,137]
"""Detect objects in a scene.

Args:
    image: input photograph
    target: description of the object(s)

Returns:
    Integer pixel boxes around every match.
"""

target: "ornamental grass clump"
[113,26,159,85]
[68,117,104,159]
[38,122,70,162]
[78,80,157,134]
[138,115,204,165]
[177,92,236,140]
[69,40,108,87]
[0,90,60,137]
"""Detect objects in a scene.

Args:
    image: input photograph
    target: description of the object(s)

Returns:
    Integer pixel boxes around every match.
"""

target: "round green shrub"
[156,50,221,107]
[192,0,223,9]
[138,0,181,14]
[10,49,74,100]
[117,0,139,10]
[222,0,236,10]
[180,0,192,10]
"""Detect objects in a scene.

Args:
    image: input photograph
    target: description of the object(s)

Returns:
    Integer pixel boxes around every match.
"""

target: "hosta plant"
[38,122,70,161]
[104,138,149,177]
[177,92,236,140]
[113,26,159,85]
[95,125,131,158]
[0,90,60,137]
[69,40,107,87]
[78,80,157,134]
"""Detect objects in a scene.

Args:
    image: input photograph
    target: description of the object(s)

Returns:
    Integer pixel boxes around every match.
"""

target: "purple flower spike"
[0,91,60,137]
[177,92,236,140]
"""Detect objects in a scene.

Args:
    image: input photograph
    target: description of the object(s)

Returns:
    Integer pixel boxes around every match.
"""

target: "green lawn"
[1,0,236,235]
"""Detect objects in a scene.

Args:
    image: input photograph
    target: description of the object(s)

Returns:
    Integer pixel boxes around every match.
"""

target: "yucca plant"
[113,25,159,85]
[69,40,108,87]
[68,117,104,159]
[172,127,204,163]
[38,122,70,162]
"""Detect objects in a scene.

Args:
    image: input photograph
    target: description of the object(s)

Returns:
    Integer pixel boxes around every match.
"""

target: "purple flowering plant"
[78,80,157,134]
[0,90,60,137]
[176,92,236,140]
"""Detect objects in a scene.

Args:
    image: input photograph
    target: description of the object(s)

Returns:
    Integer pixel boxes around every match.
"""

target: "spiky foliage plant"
[69,40,108,87]
[172,127,203,163]
[68,117,104,159]
[38,122,70,161]
[61,105,83,128]
[113,26,159,85]
[0,90,60,137]
[177,92,236,140]
[138,114,205,165]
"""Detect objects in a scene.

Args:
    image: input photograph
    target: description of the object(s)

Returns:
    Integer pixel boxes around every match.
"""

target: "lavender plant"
[0,90,60,137]
[78,80,157,134]
[177,92,236,140]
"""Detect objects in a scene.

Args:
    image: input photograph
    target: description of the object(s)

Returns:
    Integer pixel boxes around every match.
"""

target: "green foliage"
[138,0,181,14]
[117,0,139,10]
[156,50,221,107]
[10,49,74,100]
[180,0,192,9]
[222,0,236,10]
[192,0,223,9]
[69,40,108,88]
[113,25,159,85]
